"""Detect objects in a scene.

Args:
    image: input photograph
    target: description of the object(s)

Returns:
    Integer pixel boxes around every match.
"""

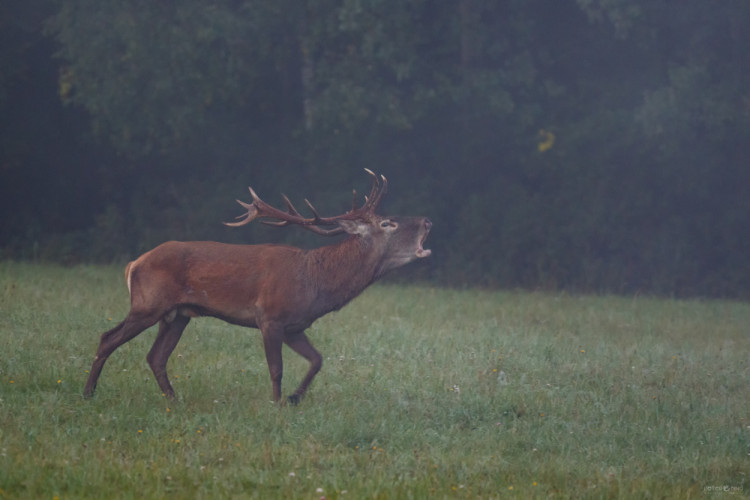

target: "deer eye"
[380,220,397,228]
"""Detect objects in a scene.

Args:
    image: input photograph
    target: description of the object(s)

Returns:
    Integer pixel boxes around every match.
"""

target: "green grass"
[1,261,748,499]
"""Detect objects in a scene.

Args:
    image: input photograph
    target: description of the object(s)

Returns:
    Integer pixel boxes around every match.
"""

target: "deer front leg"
[283,331,322,405]
[260,323,284,402]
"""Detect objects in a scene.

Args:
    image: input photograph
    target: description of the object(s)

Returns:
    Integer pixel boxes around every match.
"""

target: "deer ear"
[337,219,370,236]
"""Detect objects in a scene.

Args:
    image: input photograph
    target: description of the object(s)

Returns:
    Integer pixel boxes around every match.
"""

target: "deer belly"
[162,303,259,329]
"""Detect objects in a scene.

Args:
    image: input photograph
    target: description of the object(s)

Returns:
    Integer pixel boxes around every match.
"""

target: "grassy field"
[0,261,748,499]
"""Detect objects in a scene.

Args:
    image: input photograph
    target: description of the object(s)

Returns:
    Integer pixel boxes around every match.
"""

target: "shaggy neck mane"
[305,236,380,311]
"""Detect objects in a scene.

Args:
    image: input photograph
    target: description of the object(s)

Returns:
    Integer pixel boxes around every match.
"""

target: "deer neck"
[305,236,381,311]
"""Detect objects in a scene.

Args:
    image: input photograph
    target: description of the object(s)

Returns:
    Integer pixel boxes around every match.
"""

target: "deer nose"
[424,218,432,230]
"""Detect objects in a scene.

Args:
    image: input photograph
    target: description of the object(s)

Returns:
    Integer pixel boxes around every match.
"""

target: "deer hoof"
[287,394,301,405]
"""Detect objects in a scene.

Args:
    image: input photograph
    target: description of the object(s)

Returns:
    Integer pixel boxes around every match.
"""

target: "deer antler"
[224,169,388,236]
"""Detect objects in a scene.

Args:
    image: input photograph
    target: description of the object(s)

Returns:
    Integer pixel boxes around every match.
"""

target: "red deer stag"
[83,170,431,403]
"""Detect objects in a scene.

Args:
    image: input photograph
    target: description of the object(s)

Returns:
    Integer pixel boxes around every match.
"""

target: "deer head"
[226,168,431,275]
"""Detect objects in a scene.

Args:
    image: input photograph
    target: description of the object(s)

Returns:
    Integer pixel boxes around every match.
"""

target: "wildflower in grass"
[138,429,143,434]
[57,379,62,384]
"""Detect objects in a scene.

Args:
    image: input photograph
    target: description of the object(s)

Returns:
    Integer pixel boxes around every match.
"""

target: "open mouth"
[416,223,432,258]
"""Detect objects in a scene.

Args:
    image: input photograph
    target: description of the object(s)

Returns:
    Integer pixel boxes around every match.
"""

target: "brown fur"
[83,214,431,403]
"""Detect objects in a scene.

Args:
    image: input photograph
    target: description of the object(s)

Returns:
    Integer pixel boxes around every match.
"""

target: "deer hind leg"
[283,331,322,405]
[83,311,160,398]
[146,313,190,399]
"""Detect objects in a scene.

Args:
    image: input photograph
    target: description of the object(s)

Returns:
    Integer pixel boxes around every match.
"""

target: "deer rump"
[83,170,431,404]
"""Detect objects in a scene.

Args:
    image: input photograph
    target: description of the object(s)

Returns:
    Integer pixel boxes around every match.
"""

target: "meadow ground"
[0,262,748,499]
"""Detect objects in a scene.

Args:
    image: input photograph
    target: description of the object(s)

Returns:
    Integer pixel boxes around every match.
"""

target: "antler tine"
[304,199,323,220]
[303,225,346,236]
[300,199,347,236]
[224,186,290,228]
[372,174,388,208]
[282,194,302,215]
[223,198,259,227]
[259,219,292,227]
[360,168,387,212]
[258,193,302,227]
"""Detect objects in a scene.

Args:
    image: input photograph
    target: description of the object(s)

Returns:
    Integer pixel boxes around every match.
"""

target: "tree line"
[1,0,749,297]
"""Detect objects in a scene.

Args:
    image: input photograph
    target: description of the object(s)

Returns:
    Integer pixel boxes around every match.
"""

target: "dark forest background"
[1,0,749,298]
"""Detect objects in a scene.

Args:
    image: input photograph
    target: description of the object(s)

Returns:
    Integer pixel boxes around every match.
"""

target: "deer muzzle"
[416,218,432,258]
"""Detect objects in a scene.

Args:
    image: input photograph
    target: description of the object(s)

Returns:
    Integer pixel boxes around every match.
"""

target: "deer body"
[83,171,431,403]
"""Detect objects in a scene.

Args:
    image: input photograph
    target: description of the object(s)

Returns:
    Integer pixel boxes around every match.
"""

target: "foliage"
[48,0,261,155]
[1,263,749,498]
[2,0,750,297]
